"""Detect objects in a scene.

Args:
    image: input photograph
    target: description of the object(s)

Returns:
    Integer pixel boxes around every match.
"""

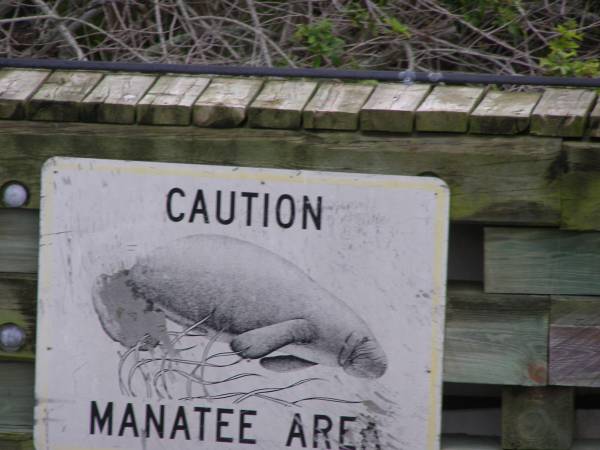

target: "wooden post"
[502,386,574,450]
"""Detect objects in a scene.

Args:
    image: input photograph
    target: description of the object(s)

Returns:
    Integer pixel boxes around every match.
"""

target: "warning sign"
[35,157,449,450]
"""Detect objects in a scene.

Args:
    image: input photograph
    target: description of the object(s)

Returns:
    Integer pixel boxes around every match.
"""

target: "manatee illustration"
[93,234,387,379]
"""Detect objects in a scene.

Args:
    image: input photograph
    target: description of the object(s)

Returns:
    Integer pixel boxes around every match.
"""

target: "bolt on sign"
[35,157,449,450]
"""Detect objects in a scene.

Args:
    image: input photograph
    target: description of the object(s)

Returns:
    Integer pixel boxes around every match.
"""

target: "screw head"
[2,182,29,207]
[0,323,26,352]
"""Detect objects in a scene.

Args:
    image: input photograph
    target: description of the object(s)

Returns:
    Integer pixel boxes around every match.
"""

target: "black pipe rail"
[2,57,600,87]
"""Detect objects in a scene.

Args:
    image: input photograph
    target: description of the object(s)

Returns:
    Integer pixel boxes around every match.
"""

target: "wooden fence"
[2,67,600,449]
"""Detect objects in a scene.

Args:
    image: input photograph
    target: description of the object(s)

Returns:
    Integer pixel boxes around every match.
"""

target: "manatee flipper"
[260,355,318,372]
[230,319,316,359]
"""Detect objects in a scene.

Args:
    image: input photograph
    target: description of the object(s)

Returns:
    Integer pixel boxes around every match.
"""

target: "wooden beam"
[0,69,50,120]
[137,75,210,125]
[303,82,374,130]
[0,362,34,435]
[443,283,549,386]
[27,70,103,122]
[193,77,263,127]
[360,83,430,133]
[0,210,38,274]
[0,275,36,362]
[531,89,596,137]
[560,141,600,231]
[485,227,600,295]
[248,80,317,129]
[415,86,485,132]
[0,122,562,225]
[80,73,155,124]
[550,296,600,387]
[502,386,574,449]
[470,91,541,135]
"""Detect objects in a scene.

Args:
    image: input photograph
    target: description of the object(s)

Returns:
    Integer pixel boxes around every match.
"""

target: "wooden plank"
[0,362,34,433]
[442,435,500,449]
[0,272,548,385]
[80,73,155,124]
[531,89,596,137]
[303,82,374,130]
[248,80,317,129]
[560,141,600,231]
[443,283,549,386]
[360,83,430,133]
[502,386,574,449]
[415,86,485,132]
[137,75,210,125]
[0,69,50,120]
[0,123,561,224]
[470,91,541,135]
[588,101,600,137]
[485,227,600,295]
[0,275,36,362]
[0,210,38,274]
[549,296,600,387]
[27,70,103,122]
[193,77,263,127]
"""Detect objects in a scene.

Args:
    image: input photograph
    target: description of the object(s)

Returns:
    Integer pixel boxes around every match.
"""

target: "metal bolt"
[0,323,26,352]
[2,182,29,207]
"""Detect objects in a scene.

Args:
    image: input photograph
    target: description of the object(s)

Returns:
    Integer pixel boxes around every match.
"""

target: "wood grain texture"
[560,141,600,231]
[0,362,34,434]
[531,89,597,137]
[0,210,38,274]
[193,77,263,127]
[485,227,600,295]
[443,283,549,386]
[415,86,485,132]
[502,386,574,450]
[0,275,36,362]
[303,82,374,130]
[81,73,155,124]
[588,101,600,138]
[137,75,210,125]
[550,296,600,387]
[359,83,430,132]
[470,91,541,135]
[27,70,103,121]
[248,80,317,129]
[0,69,50,120]
[0,122,563,226]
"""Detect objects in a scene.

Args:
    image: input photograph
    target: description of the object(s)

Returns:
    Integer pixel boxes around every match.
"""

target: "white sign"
[35,157,449,450]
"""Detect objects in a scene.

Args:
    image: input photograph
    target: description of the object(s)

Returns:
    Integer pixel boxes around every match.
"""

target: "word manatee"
[94,234,387,379]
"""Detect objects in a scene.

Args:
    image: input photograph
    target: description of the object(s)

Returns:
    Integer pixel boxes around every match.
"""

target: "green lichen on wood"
[0,123,562,226]
[416,86,485,132]
[531,88,596,137]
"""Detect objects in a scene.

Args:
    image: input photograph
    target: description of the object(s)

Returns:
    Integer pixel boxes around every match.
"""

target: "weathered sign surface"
[35,157,449,450]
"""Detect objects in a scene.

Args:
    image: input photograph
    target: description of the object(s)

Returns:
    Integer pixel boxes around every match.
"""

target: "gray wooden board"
[550,296,600,387]
[531,89,597,137]
[80,73,156,124]
[560,141,600,231]
[485,227,600,295]
[360,83,430,133]
[193,77,264,127]
[27,71,104,122]
[35,158,449,449]
[137,75,210,125]
[248,80,318,129]
[0,122,563,226]
[0,69,50,120]
[469,91,541,135]
[0,275,36,362]
[303,83,374,130]
[416,86,485,132]
[0,209,38,274]
[0,362,34,432]
[443,283,549,386]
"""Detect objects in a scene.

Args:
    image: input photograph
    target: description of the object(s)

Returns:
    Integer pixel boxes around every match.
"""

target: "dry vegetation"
[1,0,600,76]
